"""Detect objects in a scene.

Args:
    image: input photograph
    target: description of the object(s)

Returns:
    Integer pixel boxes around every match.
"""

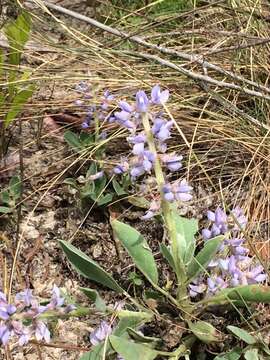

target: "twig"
[198,82,270,132]
[205,38,270,55]
[125,51,270,102]
[29,340,89,352]
[31,0,270,98]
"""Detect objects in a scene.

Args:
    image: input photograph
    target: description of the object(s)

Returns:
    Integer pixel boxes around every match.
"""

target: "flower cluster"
[189,207,267,297]
[110,85,192,218]
[0,286,75,346]
[90,320,123,360]
[74,82,114,129]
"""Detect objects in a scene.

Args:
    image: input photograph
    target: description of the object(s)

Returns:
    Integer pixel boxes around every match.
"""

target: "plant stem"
[141,113,188,302]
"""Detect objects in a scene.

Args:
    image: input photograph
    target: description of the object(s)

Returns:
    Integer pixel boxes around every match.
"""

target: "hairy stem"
[141,113,188,302]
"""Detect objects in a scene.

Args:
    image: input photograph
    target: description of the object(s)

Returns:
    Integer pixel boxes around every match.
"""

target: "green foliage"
[4,86,34,127]
[187,235,224,281]
[173,211,198,266]
[4,11,31,67]
[227,326,256,345]
[59,240,123,293]
[110,335,158,360]
[214,348,242,360]
[0,10,33,157]
[203,284,270,305]
[0,175,21,213]
[188,320,221,344]
[128,271,143,286]
[111,220,159,285]
[64,132,130,208]
[79,288,106,312]
[160,243,176,272]
[64,130,93,153]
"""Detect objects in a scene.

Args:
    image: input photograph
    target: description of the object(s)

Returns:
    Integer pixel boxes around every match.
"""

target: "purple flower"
[202,228,212,240]
[74,99,84,106]
[161,153,183,172]
[90,321,112,346]
[174,179,193,201]
[130,165,145,179]
[0,325,10,346]
[132,142,145,155]
[88,171,104,181]
[12,321,30,346]
[189,283,206,297]
[75,81,89,93]
[0,292,7,305]
[82,121,90,129]
[114,111,135,130]
[151,85,169,105]
[141,200,160,220]
[162,180,193,202]
[128,133,146,144]
[0,304,16,321]
[152,119,174,142]
[35,321,50,343]
[119,101,134,113]
[130,150,155,179]
[207,276,227,294]
[15,289,34,307]
[103,90,114,102]
[246,265,267,284]
[231,207,247,230]
[47,285,65,310]
[113,160,129,175]
[101,90,114,110]
[136,90,149,113]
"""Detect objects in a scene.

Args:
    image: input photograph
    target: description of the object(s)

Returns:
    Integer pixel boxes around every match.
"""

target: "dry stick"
[34,0,270,98]
[198,82,270,132]
[126,51,270,103]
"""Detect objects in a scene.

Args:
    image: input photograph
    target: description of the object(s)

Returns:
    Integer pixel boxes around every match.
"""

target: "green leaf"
[5,86,34,127]
[110,335,158,360]
[1,191,10,205]
[127,328,162,347]
[173,211,198,266]
[79,343,104,360]
[112,178,126,196]
[63,178,78,188]
[86,163,98,177]
[0,206,12,214]
[80,287,106,311]
[94,175,107,196]
[187,235,224,281]
[227,326,256,345]
[60,240,123,293]
[127,196,150,209]
[205,285,270,305]
[111,220,158,285]
[114,310,152,337]
[64,130,82,152]
[5,11,31,66]
[9,175,21,200]
[244,349,259,360]
[188,321,221,344]
[97,193,113,206]
[214,348,242,360]
[160,244,176,272]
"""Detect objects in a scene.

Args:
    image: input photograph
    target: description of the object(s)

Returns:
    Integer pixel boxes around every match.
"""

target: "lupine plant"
[0,286,76,346]
[64,83,132,209]
[0,11,34,159]
[58,85,270,359]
